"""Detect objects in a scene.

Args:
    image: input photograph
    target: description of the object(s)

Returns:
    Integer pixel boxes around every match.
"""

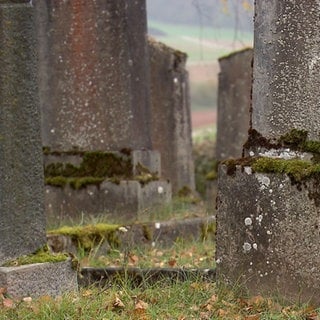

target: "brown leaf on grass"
[129,254,139,265]
[0,288,7,299]
[81,289,93,297]
[135,300,148,310]
[112,297,125,310]
[168,258,177,267]
[3,298,15,309]
[247,295,265,306]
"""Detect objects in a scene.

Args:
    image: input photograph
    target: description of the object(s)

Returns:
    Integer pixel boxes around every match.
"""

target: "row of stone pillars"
[216,0,320,304]
[0,0,194,297]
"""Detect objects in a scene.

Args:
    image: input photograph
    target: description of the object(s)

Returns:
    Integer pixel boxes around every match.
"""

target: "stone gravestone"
[36,0,171,223]
[0,0,77,297]
[216,48,252,161]
[149,38,195,194]
[216,1,320,303]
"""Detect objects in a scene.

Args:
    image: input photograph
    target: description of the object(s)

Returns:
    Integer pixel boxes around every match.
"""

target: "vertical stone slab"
[0,1,46,264]
[149,39,195,193]
[216,48,252,160]
[252,1,320,141]
[36,0,151,151]
[216,0,320,304]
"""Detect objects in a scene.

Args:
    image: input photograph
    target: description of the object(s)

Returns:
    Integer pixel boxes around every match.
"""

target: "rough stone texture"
[149,39,195,193]
[0,260,78,298]
[45,180,171,223]
[216,165,320,304]
[216,48,252,160]
[36,0,151,151]
[0,2,46,265]
[252,1,320,141]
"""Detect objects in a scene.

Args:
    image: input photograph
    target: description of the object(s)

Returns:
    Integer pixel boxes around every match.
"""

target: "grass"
[78,238,215,269]
[1,279,319,319]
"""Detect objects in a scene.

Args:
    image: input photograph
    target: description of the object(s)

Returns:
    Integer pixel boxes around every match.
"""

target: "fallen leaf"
[113,297,125,310]
[22,297,32,303]
[135,300,148,310]
[3,298,15,309]
[129,254,139,265]
[168,259,177,267]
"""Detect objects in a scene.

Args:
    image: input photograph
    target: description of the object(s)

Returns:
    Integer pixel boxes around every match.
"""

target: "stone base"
[216,164,320,304]
[45,180,171,223]
[0,259,78,298]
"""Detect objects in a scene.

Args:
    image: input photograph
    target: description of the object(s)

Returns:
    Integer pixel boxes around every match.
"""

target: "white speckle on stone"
[265,272,268,276]
[243,242,252,252]
[244,167,252,175]
[46,189,50,194]
[152,242,156,247]
[256,174,271,190]
[88,191,94,196]
[256,215,263,224]
[48,203,52,208]
[253,243,258,250]
[100,139,104,143]
[118,227,128,233]
[250,261,253,265]
[128,59,133,66]
[50,128,55,134]
[173,77,178,84]
[157,186,164,194]
[155,222,161,229]
[267,230,272,235]
[244,217,253,226]
[249,151,255,157]
[216,258,222,264]
[269,189,273,194]
[266,260,270,264]
[104,190,109,194]
[279,184,284,189]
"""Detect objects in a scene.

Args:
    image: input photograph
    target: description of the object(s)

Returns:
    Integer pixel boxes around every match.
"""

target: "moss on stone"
[201,222,216,241]
[44,151,159,188]
[206,170,217,181]
[48,223,121,251]
[252,157,320,182]
[142,224,153,241]
[2,246,68,267]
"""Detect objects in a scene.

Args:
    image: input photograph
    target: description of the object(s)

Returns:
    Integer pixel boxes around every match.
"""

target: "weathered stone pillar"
[216,1,320,304]
[0,0,77,297]
[36,0,171,222]
[37,0,151,152]
[216,48,252,161]
[149,39,195,193]
[0,0,46,264]
[252,1,320,141]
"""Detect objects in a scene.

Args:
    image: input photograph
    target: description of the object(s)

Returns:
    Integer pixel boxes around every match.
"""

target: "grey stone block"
[0,2,46,264]
[36,0,152,152]
[149,39,195,193]
[252,1,320,141]
[216,164,320,304]
[0,259,78,298]
[216,48,252,160]
[45,180,171,223]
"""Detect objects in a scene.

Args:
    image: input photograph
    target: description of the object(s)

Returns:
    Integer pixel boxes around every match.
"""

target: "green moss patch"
[2,246,68,267]
[44,151,159,188]
[48,223,121,251]
[252,157,320,181]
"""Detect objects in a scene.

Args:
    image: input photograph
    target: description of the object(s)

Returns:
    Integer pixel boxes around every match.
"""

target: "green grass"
[0,280,318,319]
